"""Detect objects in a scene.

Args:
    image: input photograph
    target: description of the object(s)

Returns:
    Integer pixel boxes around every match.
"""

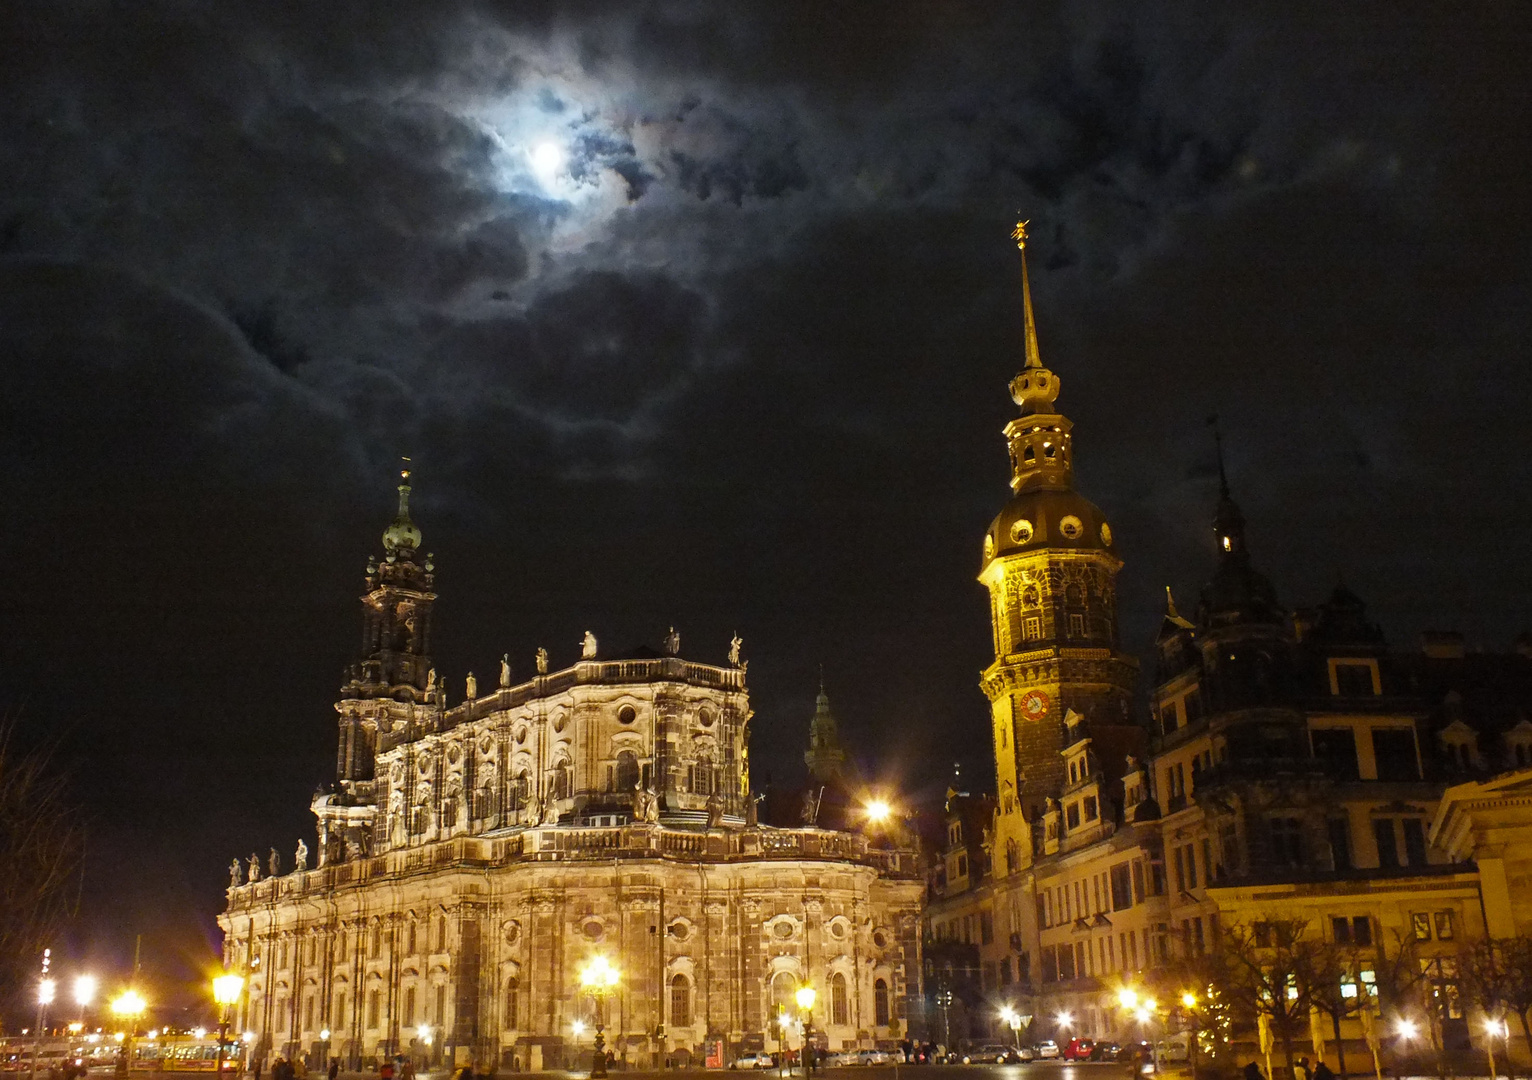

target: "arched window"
[670,974,692,1027]
[504,977,519,1029]
[830,972,848,1026]
[873,979,890,1028]
[616,750,640,793]
[553,759,572,800]
[770,972,796,1028]
[477,785,494,818]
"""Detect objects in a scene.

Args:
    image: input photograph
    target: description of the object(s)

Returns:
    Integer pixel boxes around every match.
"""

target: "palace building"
[219,472,923,1072]
[924,226,1532,1063]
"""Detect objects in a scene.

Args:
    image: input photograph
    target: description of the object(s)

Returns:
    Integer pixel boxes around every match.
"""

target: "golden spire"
[1012,219,1042,370]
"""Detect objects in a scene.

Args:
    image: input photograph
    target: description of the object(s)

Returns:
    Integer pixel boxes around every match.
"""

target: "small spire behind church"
[804,679,846,783]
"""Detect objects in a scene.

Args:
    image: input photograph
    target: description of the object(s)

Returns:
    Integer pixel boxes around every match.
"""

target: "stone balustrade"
[227,823,918,907]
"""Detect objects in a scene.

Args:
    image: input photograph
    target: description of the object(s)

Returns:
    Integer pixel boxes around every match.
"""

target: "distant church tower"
[979,223,1138,872]
[314,462,438,864]
[804,681,847,783]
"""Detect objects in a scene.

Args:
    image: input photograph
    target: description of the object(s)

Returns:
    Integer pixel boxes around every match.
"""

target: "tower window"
[1024,446,1036,463]
[1025,617,1041,640]
[1069,613,1085,637]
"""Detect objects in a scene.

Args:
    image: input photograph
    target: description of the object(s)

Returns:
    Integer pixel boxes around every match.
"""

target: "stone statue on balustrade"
[230,859,244,888]
[582,631,598,659]
[268,847,281,877]
[707,789,725,828]
[294,839,308,872]
[247,853,262,882]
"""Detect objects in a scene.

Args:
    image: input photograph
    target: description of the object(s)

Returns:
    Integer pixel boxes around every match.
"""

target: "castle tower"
[314,462,438,864]
[979,222,1138,873]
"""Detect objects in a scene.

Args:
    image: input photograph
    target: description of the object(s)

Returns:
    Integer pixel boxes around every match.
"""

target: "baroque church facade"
[219,472,923,1071]
[925,226,1532,1063]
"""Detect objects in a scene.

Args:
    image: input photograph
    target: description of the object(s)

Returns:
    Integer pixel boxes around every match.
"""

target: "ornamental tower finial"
[1007,220,1061,417]
[382,457,422,554]
[1012,219,1043,371]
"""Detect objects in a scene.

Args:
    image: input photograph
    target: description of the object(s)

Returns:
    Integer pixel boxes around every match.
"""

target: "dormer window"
[1330,658,1381,696]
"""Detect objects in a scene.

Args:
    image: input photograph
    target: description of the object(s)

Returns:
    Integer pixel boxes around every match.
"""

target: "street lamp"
[795,986,817,1079]
[578,955,620,1079]
[212,974,244,1078]
[31,960,56,1080]
[998,1006,1027,1051]
[75,976,97,1024]
[111,990,147,1078]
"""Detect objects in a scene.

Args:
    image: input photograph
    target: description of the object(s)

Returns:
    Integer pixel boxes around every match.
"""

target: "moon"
[530,141,565,185]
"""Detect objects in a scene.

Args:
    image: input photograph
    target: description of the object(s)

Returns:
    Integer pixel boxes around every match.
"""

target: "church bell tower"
[314,462,439,864]
[978,223,1138,875]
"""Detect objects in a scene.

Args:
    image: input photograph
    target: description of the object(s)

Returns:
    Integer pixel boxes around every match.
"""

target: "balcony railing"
[225,824,919,907]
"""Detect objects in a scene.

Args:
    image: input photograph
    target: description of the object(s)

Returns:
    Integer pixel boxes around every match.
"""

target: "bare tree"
[0,719,85,1006]
[1460,937,1532,1076]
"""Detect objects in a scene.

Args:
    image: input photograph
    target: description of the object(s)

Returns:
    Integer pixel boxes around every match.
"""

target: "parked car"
[729,1053,776,1069]
[1062,1038,1095,1061]
[1090,1043,1124,1062]
[1015,1045,1037,1062]
[1034,1041,1061,1059]
[961,1046,1018,1065]
[855,1050,895,1066]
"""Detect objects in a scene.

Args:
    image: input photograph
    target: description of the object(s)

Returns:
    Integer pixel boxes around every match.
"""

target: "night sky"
[2,2,1530,1017]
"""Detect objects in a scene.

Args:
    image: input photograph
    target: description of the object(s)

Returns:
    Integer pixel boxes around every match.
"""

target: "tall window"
[436,985,447,1026]
[670,974,691,1027]
[408,921,417,955]
[437,916,447,952]
[873,979,890,1028]
[553,759,572,800]
[367,990,380,1030]
[1402,818,1428,867]
[1374,819,1400,869]
[404,987,416,1027]
[1269,817,1304,867]
[616,750,640,793]
[304,996,314,1032]
[1328,818,1353,871]
[504,977,519,1029]
[830,972,849,1026]
[332,994,345,1030]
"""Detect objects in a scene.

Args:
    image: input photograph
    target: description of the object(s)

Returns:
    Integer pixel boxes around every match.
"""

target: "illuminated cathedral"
[219,472,922,1071]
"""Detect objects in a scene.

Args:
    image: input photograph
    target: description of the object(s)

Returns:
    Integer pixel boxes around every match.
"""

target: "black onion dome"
[982,487,1116,569]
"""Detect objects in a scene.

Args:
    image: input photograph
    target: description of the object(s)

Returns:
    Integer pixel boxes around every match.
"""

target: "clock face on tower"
[1019,689,1051,720]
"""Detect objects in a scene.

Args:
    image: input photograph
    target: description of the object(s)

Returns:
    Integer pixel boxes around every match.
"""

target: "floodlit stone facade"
[219,469,923,1071]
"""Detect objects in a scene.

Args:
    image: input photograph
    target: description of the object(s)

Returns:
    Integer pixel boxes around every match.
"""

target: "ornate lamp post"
[212,975,245,1077]
[31,952,55,1080]
[578,955,620,1079]
[795,986,816,1078]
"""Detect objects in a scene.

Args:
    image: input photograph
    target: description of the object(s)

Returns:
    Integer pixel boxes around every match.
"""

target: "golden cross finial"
[1012,219,1030,249]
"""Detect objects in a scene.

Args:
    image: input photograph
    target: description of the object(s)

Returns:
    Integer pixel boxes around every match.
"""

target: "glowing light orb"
[530,142,565,184]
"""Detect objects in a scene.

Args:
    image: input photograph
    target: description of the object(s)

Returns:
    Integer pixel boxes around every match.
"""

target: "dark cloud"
[0,0,1529,1018]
